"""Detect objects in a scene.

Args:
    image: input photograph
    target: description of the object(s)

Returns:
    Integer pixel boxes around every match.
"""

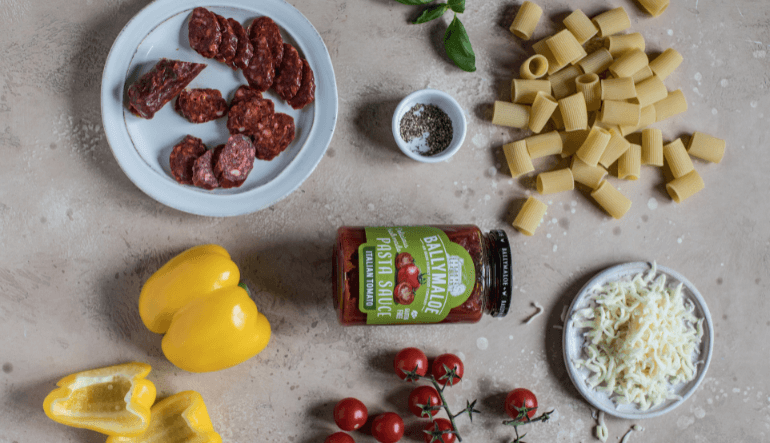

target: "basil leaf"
[448,0,465,13]
[444,14,476,72]
[414,3,449,24]
[393,0,435,5]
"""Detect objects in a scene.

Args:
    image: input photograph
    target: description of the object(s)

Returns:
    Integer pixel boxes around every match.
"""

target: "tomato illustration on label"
[395,252,414,269]
[393,282,415,305]
[397,263,422,289]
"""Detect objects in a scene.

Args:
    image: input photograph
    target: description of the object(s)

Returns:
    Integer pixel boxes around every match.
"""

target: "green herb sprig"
[394,0,476,72]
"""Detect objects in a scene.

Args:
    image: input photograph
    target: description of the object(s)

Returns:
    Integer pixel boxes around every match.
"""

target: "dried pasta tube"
[551,105,565,129]
[631,65,654,83]
[605,33,645,57]
[609,48,648,78]
[510,1,543,40]
[512,196,548,236]
[503,140,535,178]
[591,180,632,219]
[638,0,670,17]
[666,170,704,203]
[520,54,549,79]
[576,73,602,111]
[512,79,552,104]
[492,101,531,128]
[634,75,668,108]
[563,10,598,44]
[529,92,559,133]
[592,7,631,38]
[601,77,637,100]
[571,156,608,189]
[599,129,631,168]
[537,168,575,194]
[663,138,694,178]
[546,30,587,67]
[559,92,588,131]
[618,143,641,180]
[533,38,567,75]
[649,48,683,80]
[687,131,726,163]
[549,65,583,99]
[578,48,614,75]
[641,128,664,166]
[654,89,687,122]
[619,104,656,136]
[560,129,590,157]
[599,100,641,127]
[576,126,612,166]
[526,130,563,158]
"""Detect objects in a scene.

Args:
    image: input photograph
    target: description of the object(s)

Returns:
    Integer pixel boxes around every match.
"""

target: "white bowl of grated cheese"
[563,262,714,419]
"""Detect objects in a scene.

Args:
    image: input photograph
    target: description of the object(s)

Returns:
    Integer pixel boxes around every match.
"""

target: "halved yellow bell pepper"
[139,244,271,372]
[42,362,156,436]
[106,390,221,443]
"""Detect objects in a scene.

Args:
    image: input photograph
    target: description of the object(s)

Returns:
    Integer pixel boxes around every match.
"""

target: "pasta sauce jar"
[332,225,512,325]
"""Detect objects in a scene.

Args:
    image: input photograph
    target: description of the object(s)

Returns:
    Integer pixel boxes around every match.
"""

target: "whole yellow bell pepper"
[106,390,221,443]
[43,362,156,436]
[139,244,271,372]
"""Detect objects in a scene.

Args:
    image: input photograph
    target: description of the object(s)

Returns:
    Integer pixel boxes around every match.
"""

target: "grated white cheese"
[595,411,608,442]
[524,302,544,324]
[572,263,704,410]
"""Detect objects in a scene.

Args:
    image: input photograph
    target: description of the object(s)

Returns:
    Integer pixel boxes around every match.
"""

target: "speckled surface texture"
[1,0,769,442]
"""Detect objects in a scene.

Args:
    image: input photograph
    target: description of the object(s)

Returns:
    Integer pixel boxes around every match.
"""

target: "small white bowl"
[392,89,467,163]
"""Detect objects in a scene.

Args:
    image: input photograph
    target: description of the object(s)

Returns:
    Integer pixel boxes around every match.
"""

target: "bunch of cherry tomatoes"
[323,347,542,443]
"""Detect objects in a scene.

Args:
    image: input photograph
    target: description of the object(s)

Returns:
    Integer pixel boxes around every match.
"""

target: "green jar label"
[358,226,475,324]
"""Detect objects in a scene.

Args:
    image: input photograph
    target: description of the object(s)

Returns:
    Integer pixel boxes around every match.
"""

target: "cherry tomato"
[371,412,404,443]
[395,252,414,269]
[394,347,428,381]
[408,385,441,418]
[423,418,456,443]
[393,282,415,305]
[324,432,355,443]
[333,397,368,431]
[504,388,538,421]
[397,263,421,289]
[431,354,464,386]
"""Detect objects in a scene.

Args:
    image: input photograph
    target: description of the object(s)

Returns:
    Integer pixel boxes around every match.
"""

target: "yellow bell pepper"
[139,244,271,372]
[106,390,222,443]
[42,362,156,436]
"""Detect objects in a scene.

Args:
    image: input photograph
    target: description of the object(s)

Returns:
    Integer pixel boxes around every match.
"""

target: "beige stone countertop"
[1,0,769,442]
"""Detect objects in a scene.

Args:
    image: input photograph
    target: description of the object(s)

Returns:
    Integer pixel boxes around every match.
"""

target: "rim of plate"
[101,0,337,217]
[562,262,714,419]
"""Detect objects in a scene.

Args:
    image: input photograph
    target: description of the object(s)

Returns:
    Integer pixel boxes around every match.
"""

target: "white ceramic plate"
[101,0,337,216]
[563,262,714,419]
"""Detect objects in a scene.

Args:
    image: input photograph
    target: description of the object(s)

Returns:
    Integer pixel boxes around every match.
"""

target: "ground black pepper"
[399,103,453,156]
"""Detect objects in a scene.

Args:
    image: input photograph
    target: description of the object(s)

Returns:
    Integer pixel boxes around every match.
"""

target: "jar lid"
[488,230,513,318]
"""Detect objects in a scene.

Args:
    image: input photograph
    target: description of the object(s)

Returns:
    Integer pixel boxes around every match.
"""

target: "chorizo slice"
[228,18,253,71]
[248,16,284,67]
[253,112,295,161]
[286,59,316,110]
[175,88,228,123]
[191,149,219,190]
[128,59,206,119]
[214,134,257,182]
[188,7,221,59]
[214,13,238,64]
[273,43,303,101]
[230,85,262,107]
[169,135,206,185]
[226,96,275,136]
[243,36,275,93]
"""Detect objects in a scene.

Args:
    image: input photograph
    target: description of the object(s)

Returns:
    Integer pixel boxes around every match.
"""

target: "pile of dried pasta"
[492,2,726,236]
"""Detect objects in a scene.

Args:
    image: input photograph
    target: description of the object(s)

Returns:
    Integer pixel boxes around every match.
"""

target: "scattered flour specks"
[553,244,558,252]
[720,79,729,87]
[667,29,673,36]
[484,194,491,202]
[751,101,758,108]
[733,387,742,393]
[476,337,489,350]
[648,198,658,210]
[487,167,497,177]
[546,233,551,238]
[712,108,718,115]
[508,335,513,340]
[677,237,683,244]
[694,407,706,419]
[677,415,695,429]
[753,50,767,58]
[694,72,702,83]
[367,203,375,211]
[472,133,487,148]
[692,87,703,97]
